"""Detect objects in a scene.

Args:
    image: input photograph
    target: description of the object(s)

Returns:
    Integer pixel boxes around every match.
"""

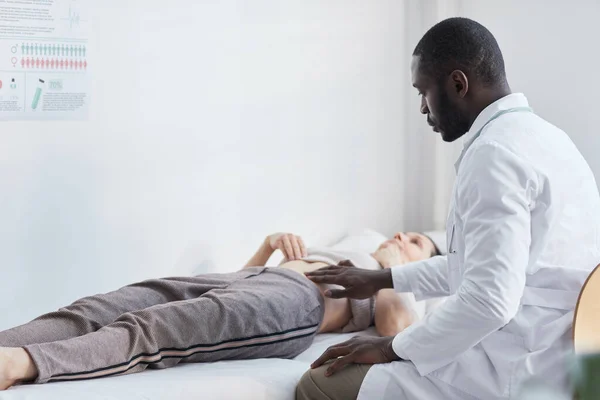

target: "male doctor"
[296,17,600,400]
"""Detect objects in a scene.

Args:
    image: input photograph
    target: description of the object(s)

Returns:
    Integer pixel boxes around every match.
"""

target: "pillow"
[330,229,388,254]
[174,241,216,276]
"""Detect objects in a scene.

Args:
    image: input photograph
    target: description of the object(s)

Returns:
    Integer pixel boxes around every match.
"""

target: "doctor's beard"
[434,88,471,143]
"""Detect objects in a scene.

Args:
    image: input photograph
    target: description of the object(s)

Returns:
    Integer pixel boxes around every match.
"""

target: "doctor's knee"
[295,362,371,400]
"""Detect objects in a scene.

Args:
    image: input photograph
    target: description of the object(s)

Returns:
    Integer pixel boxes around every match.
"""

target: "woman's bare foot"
[0,347,38,390]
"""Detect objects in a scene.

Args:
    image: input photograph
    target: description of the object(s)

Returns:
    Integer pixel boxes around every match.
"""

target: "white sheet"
[0,330,376,400]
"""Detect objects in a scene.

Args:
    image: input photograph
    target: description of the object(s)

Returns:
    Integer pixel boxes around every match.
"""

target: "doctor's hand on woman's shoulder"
[266,232,307,261]
[305,260,393,299]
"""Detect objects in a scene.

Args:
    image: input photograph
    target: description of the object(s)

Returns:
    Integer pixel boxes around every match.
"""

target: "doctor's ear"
[449,69,469,98]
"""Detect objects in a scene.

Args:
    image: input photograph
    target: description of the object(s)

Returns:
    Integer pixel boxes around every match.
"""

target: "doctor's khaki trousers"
[0,267,324,384]
[296,361,372,400]
[296,360,482,400]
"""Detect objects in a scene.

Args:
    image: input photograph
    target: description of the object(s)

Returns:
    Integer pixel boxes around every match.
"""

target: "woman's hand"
[371,241,405,268]
[267,233,307,261]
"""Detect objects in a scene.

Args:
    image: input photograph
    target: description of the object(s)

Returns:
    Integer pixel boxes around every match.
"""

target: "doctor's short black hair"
[413,17,507,87]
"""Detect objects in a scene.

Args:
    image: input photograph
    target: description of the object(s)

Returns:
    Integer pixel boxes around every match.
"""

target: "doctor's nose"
[420,96,429,114]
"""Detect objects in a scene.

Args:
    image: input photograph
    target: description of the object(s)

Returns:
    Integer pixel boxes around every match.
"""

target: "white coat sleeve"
[391,142,534,376]
[391,255,449,300]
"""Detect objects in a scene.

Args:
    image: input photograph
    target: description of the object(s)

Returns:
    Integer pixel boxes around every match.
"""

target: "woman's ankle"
[6,348,38,382]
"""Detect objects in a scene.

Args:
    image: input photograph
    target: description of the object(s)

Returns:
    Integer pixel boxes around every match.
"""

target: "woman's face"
[377,232,437,264]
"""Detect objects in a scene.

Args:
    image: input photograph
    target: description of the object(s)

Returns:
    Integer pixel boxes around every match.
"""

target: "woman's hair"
[424,234,443,257]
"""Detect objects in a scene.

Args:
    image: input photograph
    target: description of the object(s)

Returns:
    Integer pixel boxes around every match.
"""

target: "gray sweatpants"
[0,267,324,384]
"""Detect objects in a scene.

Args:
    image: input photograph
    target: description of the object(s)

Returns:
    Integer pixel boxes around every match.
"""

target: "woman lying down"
[0,231,440,390]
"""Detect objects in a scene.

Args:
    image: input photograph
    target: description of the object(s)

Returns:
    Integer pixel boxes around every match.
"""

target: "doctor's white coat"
[358,94,600,400]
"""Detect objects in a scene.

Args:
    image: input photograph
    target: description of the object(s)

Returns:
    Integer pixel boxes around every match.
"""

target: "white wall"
[457,0,600,186]
[0,1,407,330]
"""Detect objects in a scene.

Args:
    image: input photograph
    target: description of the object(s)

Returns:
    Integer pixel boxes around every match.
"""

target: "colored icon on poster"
[31,79,44,110]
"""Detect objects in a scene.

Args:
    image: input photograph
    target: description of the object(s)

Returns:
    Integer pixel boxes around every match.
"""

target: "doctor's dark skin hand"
[304,260,402,376]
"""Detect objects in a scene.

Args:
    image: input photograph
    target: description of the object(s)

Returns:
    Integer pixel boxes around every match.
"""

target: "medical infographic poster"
[0,0,89,121]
